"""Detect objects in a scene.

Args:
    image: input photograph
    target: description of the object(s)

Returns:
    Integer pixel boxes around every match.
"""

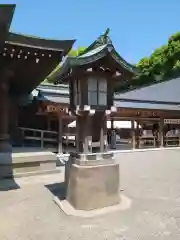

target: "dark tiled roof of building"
[35,77,180,112]
[115,77,180,104]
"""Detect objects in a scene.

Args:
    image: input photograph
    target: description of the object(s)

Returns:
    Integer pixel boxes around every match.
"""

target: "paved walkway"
[1,152,180,239]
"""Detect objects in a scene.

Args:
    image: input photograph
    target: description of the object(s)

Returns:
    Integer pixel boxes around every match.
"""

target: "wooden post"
[76,116,80,153]
[153,136,156,148]
[99,114,107,153]
[66,124,70,153]
[84,116,92,153]
[21,129,24,147]
[76,115,84,153]
[104,116,108,151]
[131,120,136,149]
[111,119,114,129]
[104,134,108,151]
[0,78,11,152]
[41,131,44,149]
[83,116,89,153]
[100,126,104,152]
[136,121,140,148]
[87,135,92,153]
[58,114,63,153]
[47,116,51,131]
[84,136,89,153]
[159,118,164,148]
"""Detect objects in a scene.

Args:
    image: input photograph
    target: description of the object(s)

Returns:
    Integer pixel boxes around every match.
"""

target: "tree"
[68,47,86,57]
[117,32,180,92]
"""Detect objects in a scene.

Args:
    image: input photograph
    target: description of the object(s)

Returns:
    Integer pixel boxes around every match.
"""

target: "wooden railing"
[139,136,180,148]
[139,136,156,148]
[18,127,58,149]
[164,136,180,147]
[17,128,180,150]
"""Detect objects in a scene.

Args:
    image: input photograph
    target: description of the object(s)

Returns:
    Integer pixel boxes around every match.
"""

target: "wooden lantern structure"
[48,29,138,211]
[69,67,117,153]
[50,28,136,154]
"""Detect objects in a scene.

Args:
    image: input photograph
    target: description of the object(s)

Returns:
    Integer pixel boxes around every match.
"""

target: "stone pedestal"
[65,152,120,210]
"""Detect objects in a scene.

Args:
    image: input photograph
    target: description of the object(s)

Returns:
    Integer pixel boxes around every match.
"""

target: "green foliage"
[168,32,180,43]
[68,49,77,57]
[117,31,180,92]
[68,47,86,57]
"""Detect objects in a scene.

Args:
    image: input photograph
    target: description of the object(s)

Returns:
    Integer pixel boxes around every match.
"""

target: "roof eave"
[5,41,65,52]
[7,32,76,53]
[47,57,71,83]
[46,46,108,83]
[47,44,138,84]
[109,47,136,74]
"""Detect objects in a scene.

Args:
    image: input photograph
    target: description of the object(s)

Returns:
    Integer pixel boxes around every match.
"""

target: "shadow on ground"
[0,178,20,191]
[0,153,20,191]
[45,182,66,200]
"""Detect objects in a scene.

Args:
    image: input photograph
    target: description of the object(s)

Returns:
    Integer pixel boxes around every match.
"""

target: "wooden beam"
[108,116,160,122]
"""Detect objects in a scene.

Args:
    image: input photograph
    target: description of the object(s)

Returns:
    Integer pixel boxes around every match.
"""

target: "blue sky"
[1,0,180,63]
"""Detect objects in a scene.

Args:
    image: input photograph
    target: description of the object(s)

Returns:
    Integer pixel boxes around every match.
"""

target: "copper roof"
[47,29,137,83]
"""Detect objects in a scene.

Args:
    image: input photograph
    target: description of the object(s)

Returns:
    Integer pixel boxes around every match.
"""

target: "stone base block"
[0,151,58,179]
[66,153,120,210]
[54,194,131,218]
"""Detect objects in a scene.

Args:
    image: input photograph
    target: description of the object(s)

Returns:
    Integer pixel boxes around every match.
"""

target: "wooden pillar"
[58,114,63,153]
[111,119,114,129]
[84,115,93,153]
[131,120,136,149]
[76,114,90,153]
[159,118,164,148]
[136,121,140,148]
[100,124,104,152]
[76,112,107,154]
[76,116,80,153]
[0,79,11,152]
[104,117,108,151]
[83,116,89,154]
[47,116,51,131]
[65,124,70,153]
[9,96,19,146]
[92,112,107,153]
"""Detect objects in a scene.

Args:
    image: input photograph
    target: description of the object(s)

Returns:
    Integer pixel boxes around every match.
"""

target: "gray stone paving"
[1,149,180,239]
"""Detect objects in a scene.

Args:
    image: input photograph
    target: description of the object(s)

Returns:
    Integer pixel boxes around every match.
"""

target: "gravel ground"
[1,149,180,240]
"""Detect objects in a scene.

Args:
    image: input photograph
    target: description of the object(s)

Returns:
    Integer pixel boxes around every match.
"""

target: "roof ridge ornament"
[94,28,112,48]
[77,28,112,56]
